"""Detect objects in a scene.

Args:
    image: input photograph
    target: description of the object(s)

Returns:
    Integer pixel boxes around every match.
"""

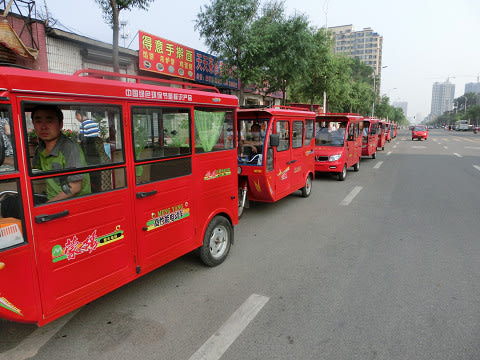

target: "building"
[1,2,280,108]
[430,80,455,117]
[328,25,384,78]
[393,101,408,116]
[465,81,480,94]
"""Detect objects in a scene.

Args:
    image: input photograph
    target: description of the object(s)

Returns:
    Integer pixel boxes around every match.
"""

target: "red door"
[130,105,194,274]
[273,119,292,199]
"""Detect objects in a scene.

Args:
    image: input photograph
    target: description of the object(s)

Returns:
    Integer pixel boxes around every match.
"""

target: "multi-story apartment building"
[465,81,480,94]
[328,25,384,78]
[430,80,455,117]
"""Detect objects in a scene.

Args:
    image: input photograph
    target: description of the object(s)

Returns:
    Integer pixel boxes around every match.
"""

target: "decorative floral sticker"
[277,166,290,180]
[0,297,22,316]
[146,202,190,232]
[204,168,231,181]
[51,226,124,263]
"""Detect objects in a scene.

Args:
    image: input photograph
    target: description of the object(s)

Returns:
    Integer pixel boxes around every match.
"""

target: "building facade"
[465,81,480,94]
[430,80,455,117]
[393,101,408,116]
[328,25,384,78]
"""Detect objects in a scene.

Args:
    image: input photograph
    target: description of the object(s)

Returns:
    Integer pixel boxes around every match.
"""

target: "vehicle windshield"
[238,118,269,165]
[414,126,426,131]
[315,120,346,147]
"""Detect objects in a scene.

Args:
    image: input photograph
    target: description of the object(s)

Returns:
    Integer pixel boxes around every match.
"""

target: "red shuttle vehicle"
[314,113,362,181]
[0,67,239,326]
[361,117,380,159]
[237,106,316,216]
[377,120,387,150]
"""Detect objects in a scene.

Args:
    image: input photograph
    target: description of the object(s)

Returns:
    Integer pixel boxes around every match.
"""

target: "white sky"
[41,0,480,120]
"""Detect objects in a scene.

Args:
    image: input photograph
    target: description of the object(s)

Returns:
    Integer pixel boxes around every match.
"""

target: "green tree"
[253,4,312,104]
[195,0,260,105]
[95,0,154,73]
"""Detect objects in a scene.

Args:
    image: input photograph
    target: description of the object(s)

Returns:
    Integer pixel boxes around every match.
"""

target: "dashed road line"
[443,146,448,150]
[474,165,480,172]
[340,186,363,206]
[188,294,269,360]
[386,151,392,156]
[373,161,383,169]
[453,153,463,158]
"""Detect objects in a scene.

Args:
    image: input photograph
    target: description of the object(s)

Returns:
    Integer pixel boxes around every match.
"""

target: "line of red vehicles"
[0,67,398,326]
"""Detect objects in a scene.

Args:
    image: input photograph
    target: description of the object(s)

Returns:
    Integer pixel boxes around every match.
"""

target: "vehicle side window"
[0,180,26,250]
[304,119,314,146]
[292,121,303,148]
[194,108,234,154]
[132,106,192,184]
[0,106,15,172]
[24,102,126,205]
[348,123,355,139]
[276,121,289,152]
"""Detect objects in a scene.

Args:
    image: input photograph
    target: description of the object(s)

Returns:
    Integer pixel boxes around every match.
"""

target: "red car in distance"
[412,125,428,140]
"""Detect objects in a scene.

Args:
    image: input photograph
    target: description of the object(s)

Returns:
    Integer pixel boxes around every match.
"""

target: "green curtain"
[194,110,225,152]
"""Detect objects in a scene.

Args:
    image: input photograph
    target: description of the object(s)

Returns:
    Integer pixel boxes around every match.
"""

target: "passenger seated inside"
[31,105,91,202]
[331,122,346,145]
[241,123,263,159]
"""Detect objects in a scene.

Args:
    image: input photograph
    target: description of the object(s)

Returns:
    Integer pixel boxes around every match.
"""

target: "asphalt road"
[2,129,480,360]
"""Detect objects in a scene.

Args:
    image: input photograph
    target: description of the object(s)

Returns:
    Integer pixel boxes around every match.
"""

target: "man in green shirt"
[31,105,91,202]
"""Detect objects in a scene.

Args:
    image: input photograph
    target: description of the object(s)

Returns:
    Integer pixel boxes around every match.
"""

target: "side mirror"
[269,134,279,147]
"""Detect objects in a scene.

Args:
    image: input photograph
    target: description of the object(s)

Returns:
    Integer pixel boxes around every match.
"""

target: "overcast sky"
[41,0,480,121]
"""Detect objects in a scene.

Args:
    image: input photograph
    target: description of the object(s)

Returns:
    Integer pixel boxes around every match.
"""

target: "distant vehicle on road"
[412,125,428,140]
[455,120,470,131]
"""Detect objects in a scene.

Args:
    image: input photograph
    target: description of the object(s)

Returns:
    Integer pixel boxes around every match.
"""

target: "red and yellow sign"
[139,30,195,81]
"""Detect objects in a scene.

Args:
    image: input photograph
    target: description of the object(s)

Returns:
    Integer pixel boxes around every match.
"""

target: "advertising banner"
[195,50,238,90]
[139,30,195,81]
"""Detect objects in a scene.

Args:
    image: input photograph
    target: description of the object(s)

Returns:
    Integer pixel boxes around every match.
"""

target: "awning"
[0,19,38,60]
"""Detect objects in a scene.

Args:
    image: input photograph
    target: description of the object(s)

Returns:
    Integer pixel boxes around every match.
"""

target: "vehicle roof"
[316,113,363,122]
[0,66,239,107]
[237,106,316,118]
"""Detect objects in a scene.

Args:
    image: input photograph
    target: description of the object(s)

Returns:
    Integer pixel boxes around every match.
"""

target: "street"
[2,129,480,360]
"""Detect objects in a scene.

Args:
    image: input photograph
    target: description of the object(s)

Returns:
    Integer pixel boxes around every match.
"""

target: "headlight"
[329,154,342,162]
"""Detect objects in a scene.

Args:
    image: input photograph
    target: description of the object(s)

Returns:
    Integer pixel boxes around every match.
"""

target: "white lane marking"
[453,153,463,158]
[373,161,383,169]
[386,151,392,156]
[393,145,397,149]
[474,165,480,172]
[412,146,426,149]
[465,146,480,150]
[340,186,363,206]
[2,310,79,360]
[188,294,269,360]
[443,146,448,150]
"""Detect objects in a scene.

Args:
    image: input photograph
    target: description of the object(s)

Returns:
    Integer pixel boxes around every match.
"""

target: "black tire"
[382,146,385,150]
[301,174,312,197]
[372,152,376,159]
[199,216,232,267]
[337,164,347,181]
[353,160,360,172]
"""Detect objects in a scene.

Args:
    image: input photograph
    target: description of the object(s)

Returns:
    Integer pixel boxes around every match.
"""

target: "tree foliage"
[195,0,260,105]
[95,0,154,72]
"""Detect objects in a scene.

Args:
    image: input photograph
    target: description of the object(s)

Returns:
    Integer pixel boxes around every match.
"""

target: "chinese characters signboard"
[139,31,195,81]
[195,50,238,90]
[139,30,238,90]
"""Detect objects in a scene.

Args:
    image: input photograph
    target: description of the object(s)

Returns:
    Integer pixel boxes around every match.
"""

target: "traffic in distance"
[0,66,399,326]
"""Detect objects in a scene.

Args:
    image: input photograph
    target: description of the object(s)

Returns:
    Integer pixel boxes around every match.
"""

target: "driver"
[243,123,263,154]
[31,105,91,202]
